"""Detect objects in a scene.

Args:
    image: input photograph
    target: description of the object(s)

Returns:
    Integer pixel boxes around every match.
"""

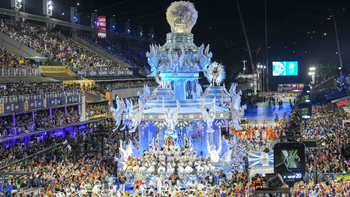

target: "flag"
[248,152,274,167]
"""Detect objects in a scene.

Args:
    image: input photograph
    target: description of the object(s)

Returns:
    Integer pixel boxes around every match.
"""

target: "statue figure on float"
[119,139,134,162]
[162,100,181,134]
[229,83,247,130]
[207,139,221,162]
[127,100,144,133]
[110,96,124,131]
[200,98,216,133]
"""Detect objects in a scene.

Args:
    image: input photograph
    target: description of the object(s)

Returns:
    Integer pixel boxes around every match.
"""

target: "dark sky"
[1,0,350,89]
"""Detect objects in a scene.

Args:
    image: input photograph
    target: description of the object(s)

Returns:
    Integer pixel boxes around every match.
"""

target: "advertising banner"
[47,97,63,107]
[29,99,45,110]
[67,95,80,104]
[96,16,106,38]
[39,66,66,73]
[4,103,15,113]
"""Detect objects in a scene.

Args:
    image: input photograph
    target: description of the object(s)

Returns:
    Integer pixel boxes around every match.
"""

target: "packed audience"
[0,20,144,75]
[86,104,108,118]
[0,82,79,97]
[300,103,350,174]
[104,80,156,91]
[0,107,81,138]
[0,21,129,73]
[0,48,39,70]
[82,34,150,73]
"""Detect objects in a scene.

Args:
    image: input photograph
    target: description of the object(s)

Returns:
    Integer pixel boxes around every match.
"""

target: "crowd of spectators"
[0,82,79,98]
[0,121,126,195]
[0,106,80,138]
[0,48,39,70]
[104,80,156,91]
[299,103,350,174]
[83,34,150,73]
[0,21,128,73]
[86,104,108,118]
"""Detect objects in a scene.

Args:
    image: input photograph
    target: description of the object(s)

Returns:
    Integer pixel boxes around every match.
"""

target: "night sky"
[1,0,350,89]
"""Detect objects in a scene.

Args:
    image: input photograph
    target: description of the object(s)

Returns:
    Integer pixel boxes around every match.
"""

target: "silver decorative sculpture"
[146,44,160,77]
[119,139,134,161]
[124,99,132,113]
[198,44,213,72]
[163,100,181,134]
[137,85,151,105]
[110,97,124,131]
[166,1,198,34]
[207,140,221,162]
[200,98,216,133]
[229,83,246,130]
[127,100,144,133]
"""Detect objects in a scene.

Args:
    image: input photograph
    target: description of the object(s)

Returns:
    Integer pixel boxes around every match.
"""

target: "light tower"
[43,0,53,17]
[11,0,22,11]
[11,0,23,22]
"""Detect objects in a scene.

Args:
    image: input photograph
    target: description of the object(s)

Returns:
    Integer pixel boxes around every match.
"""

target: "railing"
[0,90,83,104]
[0,178,48,190]
[77,70,133,77]
[1,68,40,77]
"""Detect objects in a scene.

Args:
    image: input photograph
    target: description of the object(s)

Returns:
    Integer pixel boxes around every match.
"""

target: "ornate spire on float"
[166,1,198,34]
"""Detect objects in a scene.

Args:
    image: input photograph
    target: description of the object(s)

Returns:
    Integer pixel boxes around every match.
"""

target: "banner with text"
[39,66,66,73]
[0,96,82,114]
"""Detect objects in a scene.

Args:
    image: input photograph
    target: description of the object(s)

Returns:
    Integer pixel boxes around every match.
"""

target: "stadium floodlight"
[309,67,316,71]
[12,0,23,11]
[44,0,53,17]
[308,72,315,75]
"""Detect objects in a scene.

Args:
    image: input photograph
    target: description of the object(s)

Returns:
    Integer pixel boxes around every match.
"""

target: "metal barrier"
[77,70,133,77]
[0,178,48,190]
[1,68,40,77]
[0,90,83,104]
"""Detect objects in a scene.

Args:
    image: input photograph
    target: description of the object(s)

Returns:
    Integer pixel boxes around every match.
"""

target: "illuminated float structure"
[113,1,246,164]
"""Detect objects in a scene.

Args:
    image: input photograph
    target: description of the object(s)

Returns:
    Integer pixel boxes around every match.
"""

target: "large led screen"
[272,61,298,76]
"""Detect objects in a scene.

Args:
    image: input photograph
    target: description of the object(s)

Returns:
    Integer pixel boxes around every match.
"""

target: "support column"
[212,123,222,155]
[32,111,35,123]
[80,95,86,121]
[64,106,67,117]
[49,108,52,122]
[173,80,186,101]
[203,122,209,158]
[13,114,15,127]
[138,121,149,156]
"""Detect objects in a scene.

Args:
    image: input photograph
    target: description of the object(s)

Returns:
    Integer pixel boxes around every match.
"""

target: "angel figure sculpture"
[207,140,221,163]
[128,100,144,133]
[229,83,238,98]
[146,44,160,77]
[119,140,134,162]
[137,85,151,105]
[163,100,181,134]
[110,97,124,131]
[200,98,216,133]
[222,136,238,163]
[230,91,247,130]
